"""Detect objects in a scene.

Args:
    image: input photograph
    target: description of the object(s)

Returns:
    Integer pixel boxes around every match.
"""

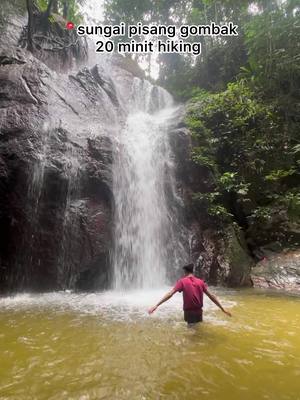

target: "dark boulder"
[0,23,122,292]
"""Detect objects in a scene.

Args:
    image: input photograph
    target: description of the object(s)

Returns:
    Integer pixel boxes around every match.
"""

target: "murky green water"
[0,288,300,400]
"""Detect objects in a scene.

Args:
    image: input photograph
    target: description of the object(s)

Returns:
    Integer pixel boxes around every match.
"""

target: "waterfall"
[77,1,187,290]
[112,79,179,289]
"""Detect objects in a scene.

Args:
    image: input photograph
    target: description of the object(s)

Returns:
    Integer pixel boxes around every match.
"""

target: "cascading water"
[112,79,180,289]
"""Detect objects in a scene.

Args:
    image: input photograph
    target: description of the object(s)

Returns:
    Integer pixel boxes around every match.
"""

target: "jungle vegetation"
[104,0,300,247]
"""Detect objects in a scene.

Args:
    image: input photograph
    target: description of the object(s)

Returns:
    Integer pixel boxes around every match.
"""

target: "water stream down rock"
[0,7,254,293]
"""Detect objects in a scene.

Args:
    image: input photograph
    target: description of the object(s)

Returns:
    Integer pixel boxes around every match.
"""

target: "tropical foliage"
[187,80,299,226]
[104,0,300,242]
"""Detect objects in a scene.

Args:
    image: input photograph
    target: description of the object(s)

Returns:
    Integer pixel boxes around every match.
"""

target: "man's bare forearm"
[206,292,225,312]
[155,291,174,308]
[148,289,176,314]
[204,289,232,316]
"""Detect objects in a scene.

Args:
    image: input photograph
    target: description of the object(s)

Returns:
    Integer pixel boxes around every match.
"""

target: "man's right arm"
[148,279,183,315]
[203,287,232,317]
[148,288,177,314]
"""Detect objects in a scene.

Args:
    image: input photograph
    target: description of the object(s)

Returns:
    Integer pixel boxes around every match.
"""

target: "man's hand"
[148,306,157,314]
[223,309,232,317]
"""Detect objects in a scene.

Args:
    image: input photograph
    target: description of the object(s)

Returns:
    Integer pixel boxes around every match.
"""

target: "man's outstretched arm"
[148,288,177,314]
[204,288,232,317]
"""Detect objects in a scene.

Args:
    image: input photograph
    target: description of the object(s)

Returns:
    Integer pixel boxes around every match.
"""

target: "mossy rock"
[224,225,254,287]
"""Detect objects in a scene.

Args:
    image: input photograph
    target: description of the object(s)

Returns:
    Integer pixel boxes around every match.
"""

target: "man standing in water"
[148,263,232,324]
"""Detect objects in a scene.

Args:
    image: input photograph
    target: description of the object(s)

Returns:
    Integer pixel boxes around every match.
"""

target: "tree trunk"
[26,0,34,51]
[63,1,68,19]
[45,0,55,20]
[53,0,58,14]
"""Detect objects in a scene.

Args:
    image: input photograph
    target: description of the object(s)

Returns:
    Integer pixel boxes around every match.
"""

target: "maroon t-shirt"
[173,275,207,311]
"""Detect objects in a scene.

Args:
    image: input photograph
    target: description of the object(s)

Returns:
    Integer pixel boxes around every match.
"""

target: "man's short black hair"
[183,263,194,273]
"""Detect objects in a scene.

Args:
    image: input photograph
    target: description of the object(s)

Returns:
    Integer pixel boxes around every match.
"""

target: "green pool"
[0,288,299,400]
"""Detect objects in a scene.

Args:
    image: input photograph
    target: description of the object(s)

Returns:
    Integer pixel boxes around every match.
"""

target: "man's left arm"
[203,287,232,317]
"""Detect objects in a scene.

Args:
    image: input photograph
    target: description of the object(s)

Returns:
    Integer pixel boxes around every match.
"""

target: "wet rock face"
[0,9,259,292]
[0,35,124,292]
[0,43,254,291]
[251,250,300,292]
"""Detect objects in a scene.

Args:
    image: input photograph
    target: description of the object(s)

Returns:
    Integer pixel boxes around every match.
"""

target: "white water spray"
[112,79,179,289]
